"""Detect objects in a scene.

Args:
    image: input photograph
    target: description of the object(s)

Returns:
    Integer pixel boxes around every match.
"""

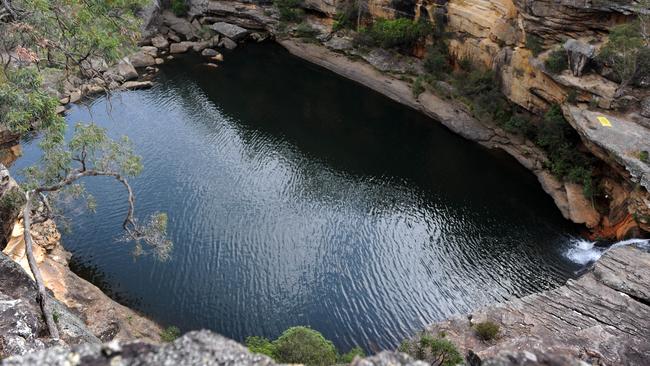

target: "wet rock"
[201,48,219,57]
[151,35,169,49]
[220,37,238,50]
[170,41,195,54]
[210,22,249,41]
[250,32,268,42]
[564,39,595,77]
[121,81,153,90]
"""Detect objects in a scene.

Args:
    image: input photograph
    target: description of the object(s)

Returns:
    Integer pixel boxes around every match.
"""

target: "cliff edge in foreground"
[2,246,649,365]
[422,245,650,365]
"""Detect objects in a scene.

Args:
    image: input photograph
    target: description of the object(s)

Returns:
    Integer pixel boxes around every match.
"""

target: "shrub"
[526,34,544,56]
[339,346,365,363]
[458,56,473,72]
[598,21,649,89]
[424,45,451,78]
[545,49,568,74]
[359,18,430,49]
[566,89,578,103]
[246,336,277,358]
[412,76,425,97]
[0,187,26,221]
[474,321,500,341]
[273,326,338,366]
[295,22,319,39]
[275,0,304,22]
[333,1,358,31]
[640,150,649,164]
[170,0,189,16]
[160,326,181,342]
[403,334,463,366]
[504,115,532,135]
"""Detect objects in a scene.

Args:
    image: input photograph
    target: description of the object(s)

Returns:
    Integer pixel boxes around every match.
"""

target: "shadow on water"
[13,42,587,351]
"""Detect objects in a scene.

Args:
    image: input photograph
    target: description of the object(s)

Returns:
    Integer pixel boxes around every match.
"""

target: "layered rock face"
[1,219,162,344]
[178,0,650,238]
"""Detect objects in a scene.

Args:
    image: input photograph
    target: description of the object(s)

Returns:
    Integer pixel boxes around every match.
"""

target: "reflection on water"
[13,42,584,351]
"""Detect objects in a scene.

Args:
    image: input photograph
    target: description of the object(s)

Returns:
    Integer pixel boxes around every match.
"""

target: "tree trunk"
[22,191,59,340]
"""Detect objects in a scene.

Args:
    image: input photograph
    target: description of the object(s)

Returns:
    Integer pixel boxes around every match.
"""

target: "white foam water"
[565,237,650,265]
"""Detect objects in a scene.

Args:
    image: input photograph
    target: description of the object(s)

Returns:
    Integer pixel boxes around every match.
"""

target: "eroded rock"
[564,39,595,77]
[210,22,249,41]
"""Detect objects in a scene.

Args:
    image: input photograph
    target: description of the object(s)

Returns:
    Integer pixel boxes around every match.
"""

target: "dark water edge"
[12,42,585,352]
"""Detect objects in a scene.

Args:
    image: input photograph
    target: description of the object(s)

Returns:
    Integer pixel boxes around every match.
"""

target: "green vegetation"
[0,0,171,339]
[412,76,425,97]
[245,336,277,358]
[526,34,544,56]
[52,310,60,324]
[275,0,305,22]
[399,334,463,366]
[545,49,568,74]
[0,187,26,222]
[339,346,365,363]
[640,150,649,164]
[355,18,430,50]
[295,22,319,39]
[160,326,181,342]
[414,37,597,199]
[170,0,189,16]
[474,321,499,341]
[333,0,359,31]
[246,326,346,366]
[598,19,650,90]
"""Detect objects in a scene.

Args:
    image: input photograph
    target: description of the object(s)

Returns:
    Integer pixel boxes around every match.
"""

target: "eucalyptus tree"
[0,0,171,340]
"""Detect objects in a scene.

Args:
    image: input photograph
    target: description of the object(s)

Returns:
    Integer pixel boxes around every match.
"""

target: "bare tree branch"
[22,191,60,340]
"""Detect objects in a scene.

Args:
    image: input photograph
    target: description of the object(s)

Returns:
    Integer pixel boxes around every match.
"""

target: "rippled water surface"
[16,42,584,351]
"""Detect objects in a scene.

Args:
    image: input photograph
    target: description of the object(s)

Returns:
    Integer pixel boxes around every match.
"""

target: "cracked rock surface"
[424,246,650,365]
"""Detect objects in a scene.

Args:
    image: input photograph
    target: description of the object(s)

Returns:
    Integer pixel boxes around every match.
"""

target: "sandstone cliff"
[170,0,650,238]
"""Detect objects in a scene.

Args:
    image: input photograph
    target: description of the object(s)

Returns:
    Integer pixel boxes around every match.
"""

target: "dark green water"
[15,42,584,351]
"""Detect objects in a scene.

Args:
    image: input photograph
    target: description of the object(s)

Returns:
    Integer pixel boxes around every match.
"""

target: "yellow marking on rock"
[597,116,612,127]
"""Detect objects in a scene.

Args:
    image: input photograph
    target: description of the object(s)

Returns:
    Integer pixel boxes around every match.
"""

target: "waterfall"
[565,237,650,265]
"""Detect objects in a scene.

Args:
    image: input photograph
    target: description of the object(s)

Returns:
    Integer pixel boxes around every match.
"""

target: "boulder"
[564,39,596,77]
[161,10,198,40]
[219,37,238,50]
[140,46,158,57]
[79,57,108,77]
[128,51,156,68]
[121,81,153,90]
[0,252,100,358]
[169,42,195,54]
[201,48,219,57]
[151,35,169,49]
[116,61,138,81]
[641,97,650,118]
[210,22,248,41]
